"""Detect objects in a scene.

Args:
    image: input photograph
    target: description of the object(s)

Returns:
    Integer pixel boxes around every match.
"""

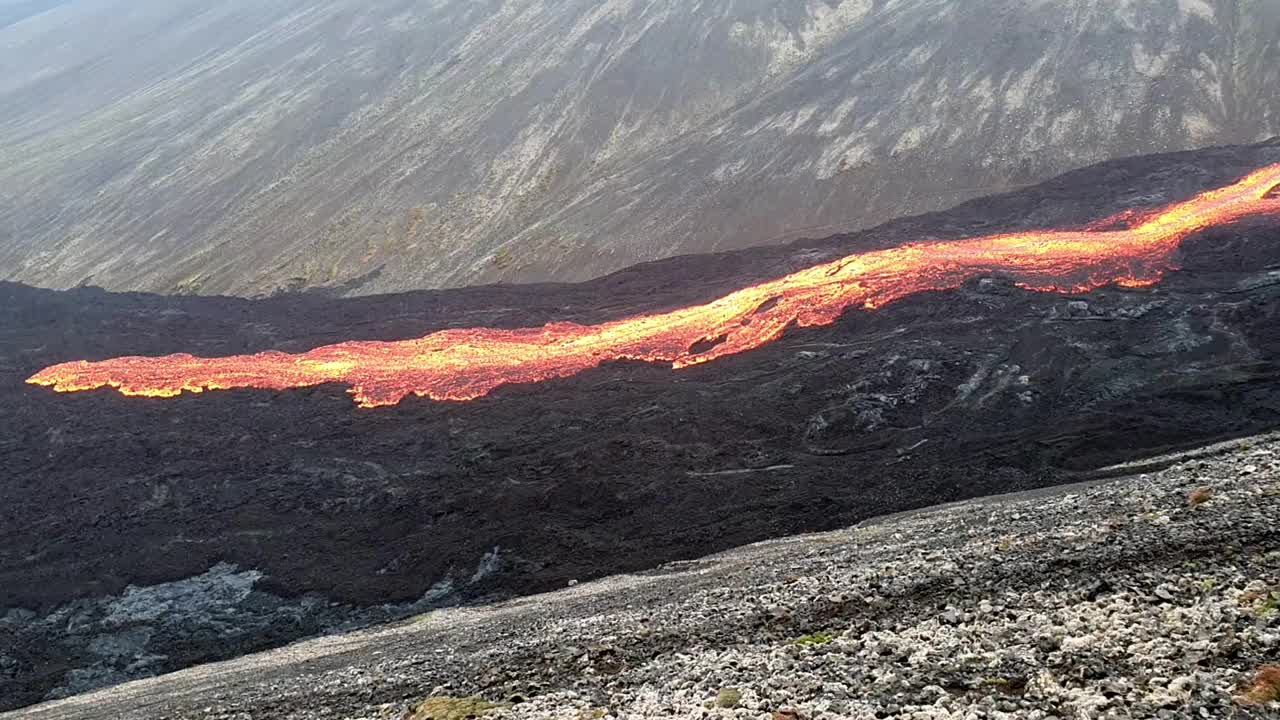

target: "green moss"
[410,696,498,720]
[981,675,1029,696]
[715,687,742,708]
[792,631,836,646]
[1258,592,1280,616]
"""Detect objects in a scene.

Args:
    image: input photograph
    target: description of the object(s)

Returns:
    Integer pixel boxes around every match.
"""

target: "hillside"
[0,0,1278,296]
[2,141,1280,710]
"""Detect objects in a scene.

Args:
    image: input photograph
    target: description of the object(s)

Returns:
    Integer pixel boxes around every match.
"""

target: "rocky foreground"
[9,434,1279,720]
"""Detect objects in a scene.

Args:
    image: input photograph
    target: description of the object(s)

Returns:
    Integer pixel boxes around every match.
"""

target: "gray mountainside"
[1,0,1278,296]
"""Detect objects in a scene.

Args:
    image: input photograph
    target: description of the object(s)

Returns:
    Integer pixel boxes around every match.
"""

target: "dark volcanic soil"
[3,141,1280,710]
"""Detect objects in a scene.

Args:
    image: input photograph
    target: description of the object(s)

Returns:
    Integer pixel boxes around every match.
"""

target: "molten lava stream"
[27,165,1280,408]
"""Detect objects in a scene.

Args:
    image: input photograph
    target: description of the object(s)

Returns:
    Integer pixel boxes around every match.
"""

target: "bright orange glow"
[28,165,1280,408]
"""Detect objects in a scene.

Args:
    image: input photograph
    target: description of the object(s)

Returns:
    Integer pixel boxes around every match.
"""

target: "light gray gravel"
[7,435,1280,720]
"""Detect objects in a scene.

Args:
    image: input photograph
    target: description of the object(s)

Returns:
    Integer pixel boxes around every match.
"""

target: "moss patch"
[715,687,742,708]
[1240,665,1280,705]
[410,696,498,720]
[792,631,836,646]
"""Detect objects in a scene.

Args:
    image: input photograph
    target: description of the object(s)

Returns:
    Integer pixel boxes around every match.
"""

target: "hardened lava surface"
[3,141,1280,710]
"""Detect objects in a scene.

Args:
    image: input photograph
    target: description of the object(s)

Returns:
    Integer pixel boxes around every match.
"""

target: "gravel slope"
[8,434,1279,720]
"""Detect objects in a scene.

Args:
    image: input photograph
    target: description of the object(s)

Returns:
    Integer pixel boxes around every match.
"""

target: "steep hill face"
[1,142,1279,709]
[1,0,1278,296]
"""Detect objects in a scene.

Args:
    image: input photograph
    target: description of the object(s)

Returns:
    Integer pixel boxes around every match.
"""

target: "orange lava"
[28,165,1280,408]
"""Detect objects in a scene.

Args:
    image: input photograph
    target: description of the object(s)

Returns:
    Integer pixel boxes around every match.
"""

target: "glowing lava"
[28,165,1280,408]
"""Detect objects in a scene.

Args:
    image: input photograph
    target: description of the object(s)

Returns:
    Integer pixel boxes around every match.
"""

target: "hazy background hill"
[1,0,1278,297]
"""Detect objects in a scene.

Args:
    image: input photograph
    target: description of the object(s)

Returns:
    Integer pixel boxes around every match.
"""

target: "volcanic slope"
[0,0,1278,297]
[3,141,1280,709]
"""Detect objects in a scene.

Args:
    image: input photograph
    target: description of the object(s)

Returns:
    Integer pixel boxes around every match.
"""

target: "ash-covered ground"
[3,141,1280,710]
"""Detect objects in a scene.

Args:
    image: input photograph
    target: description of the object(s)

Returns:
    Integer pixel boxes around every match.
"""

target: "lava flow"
[28,165,1280,408]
